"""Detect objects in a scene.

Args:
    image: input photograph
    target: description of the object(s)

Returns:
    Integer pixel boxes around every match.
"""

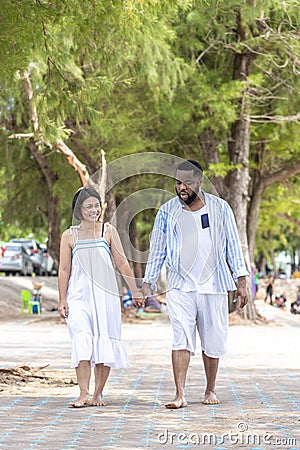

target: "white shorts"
[166,290,228,358]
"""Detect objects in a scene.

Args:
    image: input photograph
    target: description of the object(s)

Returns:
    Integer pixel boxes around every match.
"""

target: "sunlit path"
[0,304,299,449]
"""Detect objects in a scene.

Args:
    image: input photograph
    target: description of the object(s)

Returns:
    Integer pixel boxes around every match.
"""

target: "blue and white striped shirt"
[143,193,248,292]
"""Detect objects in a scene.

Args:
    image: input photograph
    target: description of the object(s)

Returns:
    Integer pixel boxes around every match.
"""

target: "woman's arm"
[58,230,72,318]
[108,224,144,307]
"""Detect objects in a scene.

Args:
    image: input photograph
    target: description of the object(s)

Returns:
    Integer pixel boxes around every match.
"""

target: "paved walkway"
[0,301,299,449]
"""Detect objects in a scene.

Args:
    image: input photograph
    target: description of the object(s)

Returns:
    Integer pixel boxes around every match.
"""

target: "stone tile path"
[0,301,299,449]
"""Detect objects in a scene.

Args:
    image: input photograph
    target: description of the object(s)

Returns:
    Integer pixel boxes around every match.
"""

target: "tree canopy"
[0,1,299,297]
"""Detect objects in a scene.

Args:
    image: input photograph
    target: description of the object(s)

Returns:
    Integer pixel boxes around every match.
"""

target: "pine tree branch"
[276,213,300,226]
[11,67,93,187]
[20,67,43,139]
[99,149,107,221]
[261,161,300,188]
[250,113,300,123]
[8,133,35,139]
[54,139,91,186]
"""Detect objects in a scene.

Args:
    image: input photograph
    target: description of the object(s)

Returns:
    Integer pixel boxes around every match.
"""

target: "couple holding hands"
[58,160,248,409]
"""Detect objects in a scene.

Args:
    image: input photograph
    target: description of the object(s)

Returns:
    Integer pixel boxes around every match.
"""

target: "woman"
[58,187,144,408]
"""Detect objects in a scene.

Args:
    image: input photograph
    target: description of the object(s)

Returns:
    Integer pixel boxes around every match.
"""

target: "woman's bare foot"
[202,390,220,405]
[69,395,91,408]
[91,396,107,406]
[165,397,187,409]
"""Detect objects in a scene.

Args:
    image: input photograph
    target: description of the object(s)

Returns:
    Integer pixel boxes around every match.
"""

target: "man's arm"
[223,202,249,309]
[142,209,167,296]
[224,202,248,281]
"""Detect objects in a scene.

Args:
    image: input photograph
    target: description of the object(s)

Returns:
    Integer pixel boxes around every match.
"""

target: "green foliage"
[207,161,242,178]
[0,0,50,78]
[0,0,299,261]
[255,180,300,261]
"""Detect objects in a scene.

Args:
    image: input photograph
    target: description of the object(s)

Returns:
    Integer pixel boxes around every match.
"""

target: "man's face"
[175,170,201,205]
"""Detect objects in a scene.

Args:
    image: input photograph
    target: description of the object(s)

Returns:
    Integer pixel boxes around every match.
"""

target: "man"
[142,160,248,408]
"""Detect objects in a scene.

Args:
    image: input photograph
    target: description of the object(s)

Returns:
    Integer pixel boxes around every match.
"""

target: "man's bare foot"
[202,390,220,405]
[69,396,91,408]
[165,398,187,409]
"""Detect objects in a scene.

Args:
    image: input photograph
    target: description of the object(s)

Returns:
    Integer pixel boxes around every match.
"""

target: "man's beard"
[176,185,200,205]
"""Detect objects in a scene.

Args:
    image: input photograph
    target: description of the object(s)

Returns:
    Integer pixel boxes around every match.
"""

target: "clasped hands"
[58,285,149,318]
[132,282,153,308]
[132,289,145,308]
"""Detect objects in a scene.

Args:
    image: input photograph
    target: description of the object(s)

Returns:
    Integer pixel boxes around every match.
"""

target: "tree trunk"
[247,141,300,265]
[198,128,230,200]
[47,194,61,265]
[104,191,116,222]
[103,171,117,223]
[226,13,256,320]
[290,250,295,274]
[247,177,264,264]
[227,91,255,319]
[129,215,143,282]
[19,68,113,266]
[268,231,278,278]
[28,141,60,265]
[114,206,135,286]
[20,70,62,264]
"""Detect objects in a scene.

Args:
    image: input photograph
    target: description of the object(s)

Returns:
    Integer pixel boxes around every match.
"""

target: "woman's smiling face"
[81,196,102,222]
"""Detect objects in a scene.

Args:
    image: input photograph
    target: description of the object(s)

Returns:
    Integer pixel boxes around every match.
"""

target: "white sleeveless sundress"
[66,224,130,369]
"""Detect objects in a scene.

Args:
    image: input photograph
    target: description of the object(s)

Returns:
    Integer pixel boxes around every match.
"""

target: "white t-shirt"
[176,206,222,293]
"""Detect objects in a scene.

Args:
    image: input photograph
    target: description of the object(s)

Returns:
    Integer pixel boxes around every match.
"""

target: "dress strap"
[101,222,105,237]
[69,225,79,242]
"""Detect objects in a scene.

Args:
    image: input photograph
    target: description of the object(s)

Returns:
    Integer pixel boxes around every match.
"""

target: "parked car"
[9,238,47,275]
[40,244,58,276]
[0,243,34,276]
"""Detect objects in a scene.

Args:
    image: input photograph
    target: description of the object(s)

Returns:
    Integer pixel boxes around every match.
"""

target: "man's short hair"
[176,160,203,178]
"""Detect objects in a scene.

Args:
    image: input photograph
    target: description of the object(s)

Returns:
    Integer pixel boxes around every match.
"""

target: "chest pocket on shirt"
[201,213,210,229]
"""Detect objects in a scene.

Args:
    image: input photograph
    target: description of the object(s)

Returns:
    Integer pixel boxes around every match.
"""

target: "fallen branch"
[0,363,50,379]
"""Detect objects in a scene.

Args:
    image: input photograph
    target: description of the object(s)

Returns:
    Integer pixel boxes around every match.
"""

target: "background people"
[265,275,274,305]
[254,268,259,299]
[143,294,161,313]
[290,286,300,314]
[274,294,287,310]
